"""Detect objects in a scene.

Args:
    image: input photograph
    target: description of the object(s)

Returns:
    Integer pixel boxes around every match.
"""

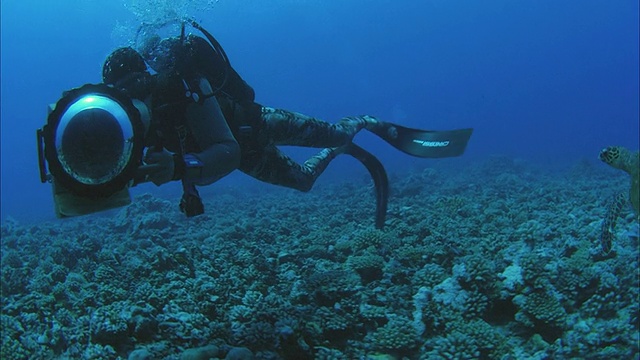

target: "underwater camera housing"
[37,83,149,218]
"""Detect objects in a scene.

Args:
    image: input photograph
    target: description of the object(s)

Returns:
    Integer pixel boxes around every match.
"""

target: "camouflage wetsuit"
[218,96,380,192]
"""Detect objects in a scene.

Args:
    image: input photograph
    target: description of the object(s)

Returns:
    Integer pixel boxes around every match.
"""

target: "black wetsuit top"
[143,35,260,185]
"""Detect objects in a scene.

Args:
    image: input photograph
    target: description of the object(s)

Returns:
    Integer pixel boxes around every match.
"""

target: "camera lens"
[60,108,125,184]
[55,94,135,185]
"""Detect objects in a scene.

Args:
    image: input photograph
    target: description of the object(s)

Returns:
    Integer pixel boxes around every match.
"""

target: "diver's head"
[102,47,147,85]
[141,35,187,73]
[103,47,155,101]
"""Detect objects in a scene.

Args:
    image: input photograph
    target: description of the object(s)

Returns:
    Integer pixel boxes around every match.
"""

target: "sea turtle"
[598,146,639,253]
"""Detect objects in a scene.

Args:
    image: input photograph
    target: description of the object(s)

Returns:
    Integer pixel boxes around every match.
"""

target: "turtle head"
[599,146,624,169]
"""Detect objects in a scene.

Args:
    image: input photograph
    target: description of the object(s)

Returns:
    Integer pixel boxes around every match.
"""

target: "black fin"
[344,144,389,229]
[376,124,473,158]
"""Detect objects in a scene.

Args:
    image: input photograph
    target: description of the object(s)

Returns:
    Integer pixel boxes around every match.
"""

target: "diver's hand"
[144,147,176,186]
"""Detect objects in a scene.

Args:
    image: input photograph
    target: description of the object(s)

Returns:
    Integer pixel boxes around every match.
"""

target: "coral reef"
[1,157,638,359]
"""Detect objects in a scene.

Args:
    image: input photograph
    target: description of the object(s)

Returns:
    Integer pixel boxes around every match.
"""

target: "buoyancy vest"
[216,97,266,149]
[176,34,266,151]
[178,35,256,104]
[148,33,261,153]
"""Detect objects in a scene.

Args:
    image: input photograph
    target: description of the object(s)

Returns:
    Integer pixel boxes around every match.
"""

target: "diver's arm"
[179,86,240,186]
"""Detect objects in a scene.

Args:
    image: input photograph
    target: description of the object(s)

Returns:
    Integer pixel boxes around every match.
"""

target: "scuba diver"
[37,20,473,228]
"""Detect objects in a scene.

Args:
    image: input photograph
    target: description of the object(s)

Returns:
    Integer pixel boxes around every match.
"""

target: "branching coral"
[347,254,385,283]
[514,290,567,342]
[352,229,387,251]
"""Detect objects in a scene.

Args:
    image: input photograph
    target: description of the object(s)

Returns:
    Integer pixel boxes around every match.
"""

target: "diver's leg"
[239,144,343,192]
[261,107,388,147]
[245,107,393,191]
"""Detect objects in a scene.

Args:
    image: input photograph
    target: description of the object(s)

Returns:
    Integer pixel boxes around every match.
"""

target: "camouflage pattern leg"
[600,192,627,253]
[304,145,347,174]
[238,144,344,192]
[239,107,384,191]
[261,107,382,147]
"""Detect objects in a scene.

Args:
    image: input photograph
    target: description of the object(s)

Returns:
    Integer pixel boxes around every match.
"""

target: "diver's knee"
[292,178,314,192]
[297,182,313,192]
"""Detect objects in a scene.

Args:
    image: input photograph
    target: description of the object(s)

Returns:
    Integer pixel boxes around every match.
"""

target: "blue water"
[1,0,638,220]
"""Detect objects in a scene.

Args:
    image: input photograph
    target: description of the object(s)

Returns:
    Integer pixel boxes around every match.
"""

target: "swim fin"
[344,143,389,229]
[376,124,473,158]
